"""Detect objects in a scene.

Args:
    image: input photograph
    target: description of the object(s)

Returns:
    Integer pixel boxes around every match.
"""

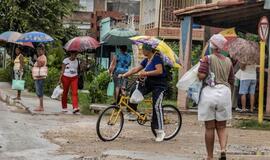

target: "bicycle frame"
[114,95,151,122]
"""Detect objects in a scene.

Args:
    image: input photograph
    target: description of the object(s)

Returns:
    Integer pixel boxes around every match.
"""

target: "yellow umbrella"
[130,36,181,68]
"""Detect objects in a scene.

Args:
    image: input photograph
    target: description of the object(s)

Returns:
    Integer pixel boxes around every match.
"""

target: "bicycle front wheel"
[151,104,182,140]
[96,106,124,141]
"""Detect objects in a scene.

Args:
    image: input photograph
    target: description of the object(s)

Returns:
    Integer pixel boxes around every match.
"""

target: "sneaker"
[240,109,249,113]
[155,130,165,142]
[73,108,80,114]
[124,113,137,121]
[62,108,68,113]
[235,107,242,112]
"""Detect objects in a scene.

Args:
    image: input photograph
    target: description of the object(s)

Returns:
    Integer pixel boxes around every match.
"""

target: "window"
[79,0,94,12]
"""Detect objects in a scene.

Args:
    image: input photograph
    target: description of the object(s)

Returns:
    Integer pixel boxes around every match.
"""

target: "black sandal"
[219,152,226,160]
[73,108,80,114]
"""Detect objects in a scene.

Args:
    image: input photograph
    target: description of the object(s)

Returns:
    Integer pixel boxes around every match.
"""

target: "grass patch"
[79,92,115,115]
[0,68,12,82]
[78,92,92,115]
[234,119,270,130]
[163,100,177,106]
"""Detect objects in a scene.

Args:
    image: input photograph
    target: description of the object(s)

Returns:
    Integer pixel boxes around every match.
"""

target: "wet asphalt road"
[0,101,75,160]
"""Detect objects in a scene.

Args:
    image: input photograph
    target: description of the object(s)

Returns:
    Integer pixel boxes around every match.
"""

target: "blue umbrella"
[16,31,54,42]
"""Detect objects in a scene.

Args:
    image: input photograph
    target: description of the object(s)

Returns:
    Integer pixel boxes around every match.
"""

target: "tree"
[0,0,79,40]
[61,24,81,45]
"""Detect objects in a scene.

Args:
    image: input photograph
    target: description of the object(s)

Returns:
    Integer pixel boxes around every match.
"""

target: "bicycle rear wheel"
[96,106,124,141]
[151,104,182,140]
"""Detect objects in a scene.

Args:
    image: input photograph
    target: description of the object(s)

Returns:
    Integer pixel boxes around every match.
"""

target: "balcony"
[179,0,211,9]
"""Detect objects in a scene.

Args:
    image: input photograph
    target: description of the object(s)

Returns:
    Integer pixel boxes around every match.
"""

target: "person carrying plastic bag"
[197,34,234,160]
[118,43,168,142]
[51,85,63,99]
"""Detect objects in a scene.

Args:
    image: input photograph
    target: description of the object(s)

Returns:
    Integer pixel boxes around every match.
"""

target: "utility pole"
[157,0,162,37]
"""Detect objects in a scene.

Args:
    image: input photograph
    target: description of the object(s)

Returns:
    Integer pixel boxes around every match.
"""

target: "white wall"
[141,0,157,25]
[79,0,94,12]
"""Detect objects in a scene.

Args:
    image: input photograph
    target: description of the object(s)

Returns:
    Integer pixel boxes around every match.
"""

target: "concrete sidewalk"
[0,82,73,115]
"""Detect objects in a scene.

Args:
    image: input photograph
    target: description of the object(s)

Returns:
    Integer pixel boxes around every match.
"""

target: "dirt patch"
[43,114,270,159]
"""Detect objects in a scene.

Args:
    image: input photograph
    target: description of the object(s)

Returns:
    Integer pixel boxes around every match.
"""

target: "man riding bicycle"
[119,43,168,142]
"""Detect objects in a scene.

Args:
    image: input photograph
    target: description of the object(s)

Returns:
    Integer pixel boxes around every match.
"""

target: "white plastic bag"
[176,63,200,91]
[51,85,63,99]
[130,82,144,104]
[235,69,242,80]
[187,80,203,104]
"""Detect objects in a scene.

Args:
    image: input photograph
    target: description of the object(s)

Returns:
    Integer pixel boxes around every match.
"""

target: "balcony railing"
[179,0,212,9]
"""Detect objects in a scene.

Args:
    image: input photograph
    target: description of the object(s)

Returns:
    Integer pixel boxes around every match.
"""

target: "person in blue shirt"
[119,43,167,142]
[108,45,131,101]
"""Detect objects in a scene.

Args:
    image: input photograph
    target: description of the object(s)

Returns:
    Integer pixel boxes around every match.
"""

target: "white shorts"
[198,84,232,121]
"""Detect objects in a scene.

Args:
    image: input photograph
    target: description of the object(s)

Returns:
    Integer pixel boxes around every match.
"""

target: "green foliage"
[78,92,92,115]
[24,69,35,92]
[234,119,270,130]
[43,67,60,95]
[0,64,12,82]
[61,25,81,44]
[161,41,179,101]
[191,44,202,65]
[166,41,179,55]
[46,42,65,69]
[0,0,78,40]
[165,67,178,100]
[88,71,111,103]
[0,59,12,82]
[84,59,104,83]
[237,32,259,42]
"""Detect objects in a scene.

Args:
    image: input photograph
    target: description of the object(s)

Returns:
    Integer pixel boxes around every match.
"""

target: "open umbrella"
[0,31,34,48]
[202,28,237,57]
[103,28,138,45]
[16,31,54,42]
[130,36,181,68]
[64,36,100,52]
[227,38,259,65]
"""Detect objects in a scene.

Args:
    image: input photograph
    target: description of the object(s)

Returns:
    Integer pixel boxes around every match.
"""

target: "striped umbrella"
[16,31,54,42]
[0,31,34,48]
[64,36,100,52]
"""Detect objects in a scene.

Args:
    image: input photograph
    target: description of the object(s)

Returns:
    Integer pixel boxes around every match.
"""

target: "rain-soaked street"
[1,100,270,160]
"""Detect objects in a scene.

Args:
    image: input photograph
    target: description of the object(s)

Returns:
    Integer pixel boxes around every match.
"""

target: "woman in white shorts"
[197,34,234,160]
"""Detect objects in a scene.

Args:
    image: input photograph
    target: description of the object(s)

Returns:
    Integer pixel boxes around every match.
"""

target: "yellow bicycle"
[96,80,182,141]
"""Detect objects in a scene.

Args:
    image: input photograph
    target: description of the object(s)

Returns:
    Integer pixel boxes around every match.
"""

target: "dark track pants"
[129,78,167,130]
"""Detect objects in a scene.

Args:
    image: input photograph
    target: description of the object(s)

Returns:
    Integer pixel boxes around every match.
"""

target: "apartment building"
[139,0,220,40]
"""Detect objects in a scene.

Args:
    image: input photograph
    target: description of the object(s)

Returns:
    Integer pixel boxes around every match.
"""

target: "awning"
[174,0,270,34]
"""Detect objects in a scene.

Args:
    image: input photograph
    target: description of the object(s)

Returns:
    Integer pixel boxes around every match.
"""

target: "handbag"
[32,66,48,78]
[77,59,84,90]
[12,79,25,91]
[107,79,115,97]
[130,81,144,104]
